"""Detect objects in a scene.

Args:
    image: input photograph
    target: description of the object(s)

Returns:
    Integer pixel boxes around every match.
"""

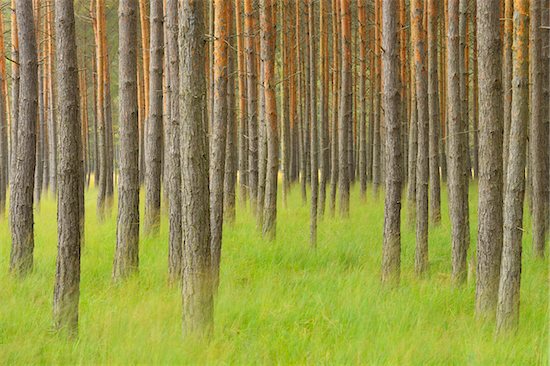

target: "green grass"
[0,184,547,365]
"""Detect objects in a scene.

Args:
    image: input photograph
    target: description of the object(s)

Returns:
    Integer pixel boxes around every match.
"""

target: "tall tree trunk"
[428,0,441,225]
[244,0,258,210]
[165,0,182,282]
[307,0,318,246]
[475,0,503,316]
[10,0,38,276]
[114,0,140,281]
[329,0,340,215]
[210,0,229,289]
[447,0,469,284]
[236,0,248,206]
[47,1,57,195]
[53,0,82,335]
[412,0,429,275]
[144,0,164,234]
[179,0,213,336]
[529,0,546,258]
[261,0,278,240]
[372,0,381,196]
[496,0,528,332]
[10,0,19,187]
[338,0,351,217]
[381,0,402,285]
[318,0,329,216]
[502,0,513,177]
[358,0,367,200]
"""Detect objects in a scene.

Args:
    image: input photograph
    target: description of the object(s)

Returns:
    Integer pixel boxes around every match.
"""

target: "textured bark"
[46,2,57,195]
[459,0,470,177]
[10,0,19,187]
[338,0,351,217]
[236,0,248,206]
[475,0,503,316]
[34,2,44,204]
[529,0,546,258]
[400,0,408,183]
[502,0,513,177]
[381,0,402,285]
[10,0,38,276]
[94,0,106,216]
[318,0,329,216]
[358,0,367,200]
[447,0,469,284]
[210,0,229,289]
[224,10,237,224]
[179,0,213,336]
[329,0,340,215]
[307,0,318,246]
[114,0,140,281]
[165,0,182,282]
[0,13,7,215]
[244,0,258,208]
[412,0,429,275]
[53,0,82,335]
[496,0,528,332]
[407,29,418,226]
[261,0,278,240]
[372,1,381,195]
[427,0,441,225]
[144,0,164,234]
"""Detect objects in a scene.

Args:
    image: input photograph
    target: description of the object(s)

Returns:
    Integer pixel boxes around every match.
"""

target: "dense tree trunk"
[329,0,340,215]
[261,0,278,240]
[372,1,382,195]
[307,0,318,246]
[427,0,441,225]
[114,0,140,281]
[358,0,367,200]
[236,0,248,206]
[144,0,164,234]
[46,2,57,195]
[244,0,258,209]
[502,0,513,177]
[338,0,351,217]
[318,0,329,216]
[179,0,213,336]
[412,0,429,275]
[10,0,19,188]
[475,0,503,316]
[407,30,418,226]
[528,0,546,258]
[447,0,469,284]
[381,0,402,285]
[224,10,237,224]
[53,0,82,335]
[496,0,528,332]
[10,0,38,276]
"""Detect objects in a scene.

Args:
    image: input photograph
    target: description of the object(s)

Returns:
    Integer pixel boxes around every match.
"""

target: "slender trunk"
[318,0,329,216]
[496,0,528,332]
[307,0,318,247]
[358,0,367,199]
[236,0,248,206]
[329,0,340,215]
[502,0,513,177]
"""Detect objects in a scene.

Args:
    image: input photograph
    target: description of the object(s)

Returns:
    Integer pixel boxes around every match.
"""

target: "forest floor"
[0,184,547,364]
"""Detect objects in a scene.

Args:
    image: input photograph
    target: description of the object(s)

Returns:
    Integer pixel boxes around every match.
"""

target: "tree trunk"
[529,0,546,258]
[496,0,528,332]
[427,0,441,225]
[447,0,469,284]
[338,0,351,217]
[114,0,140,281]
[179,0,213,336]
[502,0,513,177]
[10,0,19,188]
[236,0,248,206]
[381,0,402,285]
[144,0,164,234]
[10,0,38,276]
[318,0,329,216]
[261,0,278,240]
[358,0,367,200]
[53,0,82,335]
[224,10,237,224]
[329,0,340,215]
[475,0,504,316]
[412,0,429,275]
[307,0,318,246]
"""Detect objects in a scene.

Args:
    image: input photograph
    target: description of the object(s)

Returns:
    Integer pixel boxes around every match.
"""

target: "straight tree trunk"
[210,0,229,289]
[496,0,529,332]
[407,23,418,226]
[358,0,367,200]
[166,0,182,282]
[372,1,382,195]
[236,0,248,206]
[244,0,258,209]
[224,10,237,224]
[447,0,469,284]
[318,0,329,216]
[144,0,164,234]
[179,0,213,336]
[53,0,82,335]
[381,0,402,285]
[329,0,340,215]
[46,1,57,195]
[528,0,546,258]
[475,0,503,317]
[428,0,441,225]
[10,0,38,276]
[114,0,140,281]
[338,0,351,217]
[412,0,429,275]
[10,0,19,186]
[502,0,513,177]
[307,0,318,246]
[261,0,278,240]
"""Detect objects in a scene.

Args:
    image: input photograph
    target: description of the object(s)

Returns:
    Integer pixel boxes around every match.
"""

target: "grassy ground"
[0,184,547,365]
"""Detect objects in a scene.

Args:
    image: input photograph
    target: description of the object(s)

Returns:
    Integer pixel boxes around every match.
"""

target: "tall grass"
[0,184,547,364]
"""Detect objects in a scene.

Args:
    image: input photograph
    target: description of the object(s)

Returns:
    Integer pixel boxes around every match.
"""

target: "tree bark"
[144,0,164,234]
[10,0,38,276]
[179,0,213,336]
[381,0,402,285]
[329,0,340,215]
[307,0,318,246]
[114,0,140,281]
[496,0,528,332]
[236,0,248,206]
[502,0,513,177]
[53,0,82,335]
